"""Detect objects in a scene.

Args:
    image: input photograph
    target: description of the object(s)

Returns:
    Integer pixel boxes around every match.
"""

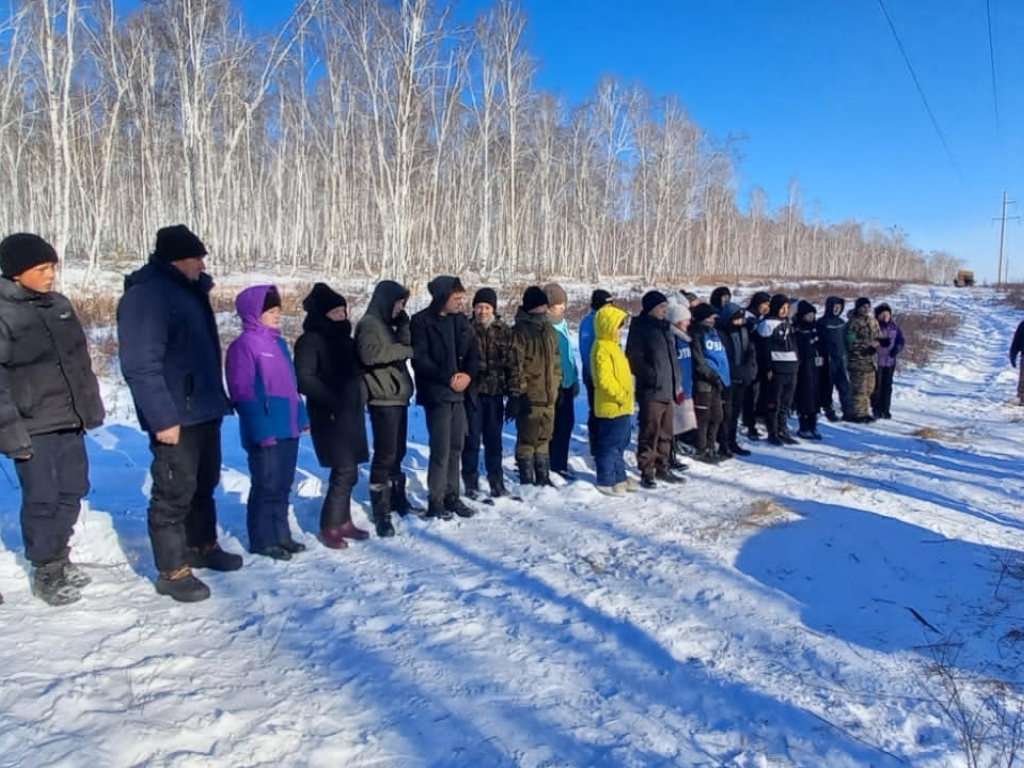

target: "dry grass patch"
[912,426,945,441]
[897,309,961,368]
[741,499,793,529]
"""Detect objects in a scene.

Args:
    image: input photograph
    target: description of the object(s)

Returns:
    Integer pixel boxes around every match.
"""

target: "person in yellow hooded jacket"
[591,304,636,496]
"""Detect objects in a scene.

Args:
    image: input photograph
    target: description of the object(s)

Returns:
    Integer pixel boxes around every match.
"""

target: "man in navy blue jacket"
[118,225,241,602]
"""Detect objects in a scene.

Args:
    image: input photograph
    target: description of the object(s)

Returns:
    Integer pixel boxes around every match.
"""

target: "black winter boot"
[390,475,424,517]
[445,494,477,518]
[516,456,535,486]
[488,474,509,498]
[426,497,454,520]
[534,453,554,487]
[188,543,243,572]
[370,484,396,537]
[32,562,81,606]
[155,566,210,603]
[765,410,783,446]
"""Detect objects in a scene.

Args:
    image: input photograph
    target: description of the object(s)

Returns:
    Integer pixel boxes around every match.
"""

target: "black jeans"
[693,389,724,452]
[717,383,745,449]
[147,420,221,573]
[368,405,408,489]
[765,373,797,437]
[550,386,576,473]
[425,401,467,503]
[461,394,505,488]
[245,437,299,551]
[321,463,358,530]
[872,366,896,416]
[16,430,89,566]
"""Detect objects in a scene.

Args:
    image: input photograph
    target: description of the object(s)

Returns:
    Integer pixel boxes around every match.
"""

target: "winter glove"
[258,436,277,448]
[505,394,531,423]
[1011,354,1018,369]
[675,390,686,404]
[570,381,580,399]
[877,337,892,348]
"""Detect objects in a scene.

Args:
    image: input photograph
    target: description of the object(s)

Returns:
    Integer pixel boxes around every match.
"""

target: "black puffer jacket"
[355,280,415,407]
[0,279,104,457]
[716,302,757,386]
[294,297,369,469]
[625,311,679,404]
[410,276,480,407]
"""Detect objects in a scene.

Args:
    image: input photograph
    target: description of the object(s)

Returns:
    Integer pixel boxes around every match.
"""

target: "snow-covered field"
[2,284,1023,768]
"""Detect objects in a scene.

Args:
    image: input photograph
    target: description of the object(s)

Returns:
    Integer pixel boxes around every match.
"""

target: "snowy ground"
[2,284,1023,768]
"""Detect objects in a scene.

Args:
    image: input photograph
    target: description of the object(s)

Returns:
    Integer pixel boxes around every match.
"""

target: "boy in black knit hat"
[0,233,105,606]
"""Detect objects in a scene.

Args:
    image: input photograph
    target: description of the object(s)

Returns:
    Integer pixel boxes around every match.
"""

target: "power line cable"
[875,0,965,184]
[986,0,1005,182]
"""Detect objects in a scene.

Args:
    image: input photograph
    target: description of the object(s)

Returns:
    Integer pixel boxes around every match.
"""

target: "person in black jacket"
[816,296,850,421]
[716,302,755,457]
[0,234,105,606]
[626,291,684,488]
[411,276,481,519]
[1010,319,1024,405]
[294,284,370,549]
[754,294,800,446]
[793,300,824,439]
[355,280,418,537]
[118,224,242,603]
[742,291,771,439]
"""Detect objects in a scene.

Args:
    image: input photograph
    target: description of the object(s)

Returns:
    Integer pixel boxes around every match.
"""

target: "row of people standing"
[0,222,908,606]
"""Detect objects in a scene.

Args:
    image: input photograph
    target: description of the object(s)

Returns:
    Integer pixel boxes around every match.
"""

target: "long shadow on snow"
[743,429,1024,535]
[401,527,911,767]
[735,496,1024,679]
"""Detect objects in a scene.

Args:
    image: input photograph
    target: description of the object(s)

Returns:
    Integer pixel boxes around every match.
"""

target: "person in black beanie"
[461,286,520,499]
[510,286,561,485]
[411,276,480,519]
[294,283,371,549]
[742,291,771,439]
[0,233,105,606]
[626,290,684,487]
[579,288,614,457]
[118,224,241,603]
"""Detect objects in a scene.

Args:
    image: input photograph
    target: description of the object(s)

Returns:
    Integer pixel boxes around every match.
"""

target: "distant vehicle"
[953,269,975,287]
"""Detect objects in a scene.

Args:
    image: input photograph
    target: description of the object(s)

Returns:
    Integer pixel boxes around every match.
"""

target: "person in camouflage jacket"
[844,297,881,422]
[461,288,520,498]
[510,286,561,486]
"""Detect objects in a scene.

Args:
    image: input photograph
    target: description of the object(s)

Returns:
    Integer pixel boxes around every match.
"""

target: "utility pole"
[994,191,1019,285]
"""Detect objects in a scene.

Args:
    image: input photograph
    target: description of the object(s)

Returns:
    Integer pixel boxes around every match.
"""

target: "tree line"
[0,0,961,285]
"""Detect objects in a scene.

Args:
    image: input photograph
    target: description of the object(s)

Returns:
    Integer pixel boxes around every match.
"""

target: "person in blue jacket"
[118,225,242,603]
[690,303,731,463]
[579,289,614,457]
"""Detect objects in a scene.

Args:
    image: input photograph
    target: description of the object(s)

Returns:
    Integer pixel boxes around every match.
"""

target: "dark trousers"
[584,378,598,456]
[321,463,358,530]
[872,366,896,416]
[827,356,852,414]
[148,420,222,573]
[246,437,299,551]
[694,389,724,452]
[550,386,576,473]
[594,415,631,487]
[425,401,467,503]
[742,379,759,429]
[717,383,744,449]
[636,400,673,477]
[765,372,797,437]
[16,430,89,567]
[368,405,408,488]
[461,394,505,489]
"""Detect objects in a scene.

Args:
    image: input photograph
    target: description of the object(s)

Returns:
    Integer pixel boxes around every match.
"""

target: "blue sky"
[236,0,1024,281]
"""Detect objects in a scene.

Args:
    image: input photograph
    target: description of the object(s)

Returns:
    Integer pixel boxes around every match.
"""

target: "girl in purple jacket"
[872,303,905,419]
[226,285,309,560]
